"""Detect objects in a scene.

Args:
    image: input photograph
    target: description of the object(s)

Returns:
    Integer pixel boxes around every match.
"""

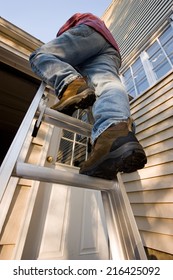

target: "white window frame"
[140,51,156,86]
[121,21,173,98]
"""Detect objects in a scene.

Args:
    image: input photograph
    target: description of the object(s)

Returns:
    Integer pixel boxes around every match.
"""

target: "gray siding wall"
[103,0,173,68]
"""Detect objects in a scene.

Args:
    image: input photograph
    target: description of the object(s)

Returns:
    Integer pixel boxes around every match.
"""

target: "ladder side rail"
[0,123,36,232]
[102,176,147,260]
[101,188,125,260]
[0,82,46,200]
[117,174,147,259]
[106,188,135,259]
[13,124,56,260]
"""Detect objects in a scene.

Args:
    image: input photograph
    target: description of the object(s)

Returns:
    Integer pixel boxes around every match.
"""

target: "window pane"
[57,138,73,165]
[63,130,74,140]
[164,39,173,64]
[131,58,149,95]
[159,26,173,64]
[147,41,171,79]
[154,59,172,79]
[56,110,89,166]
[73,143,86,167]
[147,41,160,56]
[136,78,149,94]
[123,69,136,98]
[75,133,87,143]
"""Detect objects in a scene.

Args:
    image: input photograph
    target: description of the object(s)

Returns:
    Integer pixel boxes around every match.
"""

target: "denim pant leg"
[78,47,131,143]
[29,25,108,97]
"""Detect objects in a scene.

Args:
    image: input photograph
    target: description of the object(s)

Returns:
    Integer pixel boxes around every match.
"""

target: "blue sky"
[1,0,112,42]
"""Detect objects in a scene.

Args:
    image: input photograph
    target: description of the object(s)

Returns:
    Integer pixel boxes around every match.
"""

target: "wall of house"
[103,0,173,69]
[121,70,173,258]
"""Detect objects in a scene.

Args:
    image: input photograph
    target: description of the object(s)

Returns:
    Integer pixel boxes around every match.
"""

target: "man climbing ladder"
[29,12,147,180]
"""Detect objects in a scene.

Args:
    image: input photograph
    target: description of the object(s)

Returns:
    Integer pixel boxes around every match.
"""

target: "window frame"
[121,21,173,99]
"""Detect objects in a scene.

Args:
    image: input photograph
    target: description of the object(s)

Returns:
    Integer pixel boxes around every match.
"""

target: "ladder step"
[39,105,92,137]
[14,162,115,191]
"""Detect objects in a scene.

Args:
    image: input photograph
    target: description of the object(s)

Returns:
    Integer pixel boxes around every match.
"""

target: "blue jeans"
[30,25,130,143]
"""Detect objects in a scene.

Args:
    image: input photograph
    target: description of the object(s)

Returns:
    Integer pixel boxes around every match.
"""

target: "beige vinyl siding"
[103,0,173,68]
[0,184,31,259]
[121,70,173,255]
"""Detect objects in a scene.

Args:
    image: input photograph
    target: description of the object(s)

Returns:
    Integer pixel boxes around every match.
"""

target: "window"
[123,69,136,98]
[132,58,149,95]
[123,57,149,98]
[147,40,171,80]
[122,23,173,98]
[56,110,90,167]
[159,25,173,64]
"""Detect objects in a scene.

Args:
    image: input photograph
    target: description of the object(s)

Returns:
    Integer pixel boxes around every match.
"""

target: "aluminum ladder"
[0,82,147,260]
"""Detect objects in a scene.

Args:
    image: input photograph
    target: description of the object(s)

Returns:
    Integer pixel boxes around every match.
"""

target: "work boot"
[51,77,95,116]
[79,121,147,180]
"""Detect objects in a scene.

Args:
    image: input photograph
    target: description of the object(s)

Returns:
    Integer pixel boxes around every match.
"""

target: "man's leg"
[29,25,108,114]
[78,48,147,179]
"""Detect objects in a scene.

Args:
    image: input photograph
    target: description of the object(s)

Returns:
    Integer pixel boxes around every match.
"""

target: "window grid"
[131,57,149,96]
[122,23,173,98]
[158,27,173,67]
[56,110,89,167]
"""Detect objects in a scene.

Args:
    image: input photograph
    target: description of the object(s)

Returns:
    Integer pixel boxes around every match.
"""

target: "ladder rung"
[39,105,92,137]
[14,162,116,191]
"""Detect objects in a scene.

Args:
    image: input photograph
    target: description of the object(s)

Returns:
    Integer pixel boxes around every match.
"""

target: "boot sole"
[80,142,147,180]
[52,89,95,115]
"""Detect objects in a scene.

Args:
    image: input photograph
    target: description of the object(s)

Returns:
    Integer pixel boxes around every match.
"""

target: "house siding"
[121,71,173,256]
[103,0,173,69]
